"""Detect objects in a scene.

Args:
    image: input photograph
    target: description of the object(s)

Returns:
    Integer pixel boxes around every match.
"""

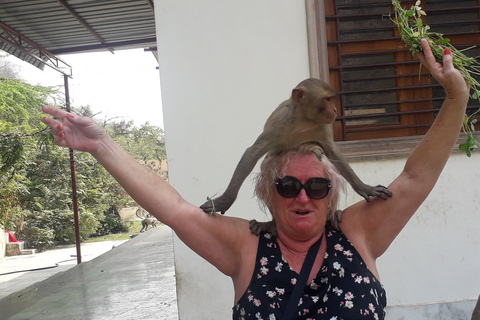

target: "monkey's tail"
[135,208,144,220]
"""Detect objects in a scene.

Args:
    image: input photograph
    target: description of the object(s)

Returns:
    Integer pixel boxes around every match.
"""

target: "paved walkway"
[0,225,178,320]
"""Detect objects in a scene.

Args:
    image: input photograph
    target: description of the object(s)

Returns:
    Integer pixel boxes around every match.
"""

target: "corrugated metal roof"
[0,0,156,73]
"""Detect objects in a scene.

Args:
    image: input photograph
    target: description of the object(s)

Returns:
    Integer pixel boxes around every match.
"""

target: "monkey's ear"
[292,87,307,104]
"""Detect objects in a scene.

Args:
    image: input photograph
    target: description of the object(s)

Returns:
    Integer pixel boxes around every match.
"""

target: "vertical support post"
[64,74,82,264]
[305,0,330,82]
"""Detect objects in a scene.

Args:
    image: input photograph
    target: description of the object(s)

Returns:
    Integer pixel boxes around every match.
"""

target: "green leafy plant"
[16,226,54,252]
[391,0,480,156]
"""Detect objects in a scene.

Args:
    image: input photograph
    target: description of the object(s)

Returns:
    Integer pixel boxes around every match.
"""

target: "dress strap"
[281,234,323,320]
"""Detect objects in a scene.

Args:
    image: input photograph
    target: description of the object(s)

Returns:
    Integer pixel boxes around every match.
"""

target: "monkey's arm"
[200,133,275,214]
[340,39,469,260]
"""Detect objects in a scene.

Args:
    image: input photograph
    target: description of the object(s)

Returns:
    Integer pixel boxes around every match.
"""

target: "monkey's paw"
[357,184,393,202]
[200,194,236,215]
[249,219,277,237]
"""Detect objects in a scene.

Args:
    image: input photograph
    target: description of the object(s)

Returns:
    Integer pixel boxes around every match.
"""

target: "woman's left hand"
[416,38,470,101]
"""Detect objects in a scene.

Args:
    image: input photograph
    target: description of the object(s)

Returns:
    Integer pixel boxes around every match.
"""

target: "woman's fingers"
[42,105,67,119]
[416,39,442,72]
[442,47,455,74]
[43,105,75,126]
[415,39,469,98]
[42,106,75,123]
[42,106,72,142]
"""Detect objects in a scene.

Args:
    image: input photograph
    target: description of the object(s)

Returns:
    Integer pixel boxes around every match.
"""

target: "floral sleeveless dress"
[233,227,387,319]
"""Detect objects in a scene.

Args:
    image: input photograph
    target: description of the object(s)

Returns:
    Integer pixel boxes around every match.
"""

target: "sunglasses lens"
[305,178,331,199]
[276,176,302,198]
[275,176,331,199]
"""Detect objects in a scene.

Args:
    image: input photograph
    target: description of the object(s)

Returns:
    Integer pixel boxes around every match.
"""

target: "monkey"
[200,78,392,234]
[136,209,158,232]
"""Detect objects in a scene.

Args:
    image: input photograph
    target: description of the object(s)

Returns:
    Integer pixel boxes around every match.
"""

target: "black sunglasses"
[275,176,331,200]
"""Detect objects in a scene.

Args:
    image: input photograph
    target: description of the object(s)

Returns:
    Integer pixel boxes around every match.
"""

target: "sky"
[9,48,164,128]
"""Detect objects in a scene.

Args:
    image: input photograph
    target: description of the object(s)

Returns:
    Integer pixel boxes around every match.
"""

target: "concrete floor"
[0,239,128,300]
[0,226,178,320]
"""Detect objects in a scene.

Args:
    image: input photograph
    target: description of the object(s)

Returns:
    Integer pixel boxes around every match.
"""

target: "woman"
[43,39,468,319]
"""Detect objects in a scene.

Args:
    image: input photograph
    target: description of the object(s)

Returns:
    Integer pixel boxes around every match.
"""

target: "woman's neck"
[276,228,325,255]
[276,228,326,274]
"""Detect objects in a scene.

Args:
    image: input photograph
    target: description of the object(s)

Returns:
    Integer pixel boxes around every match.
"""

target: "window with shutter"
[321,0,480,142]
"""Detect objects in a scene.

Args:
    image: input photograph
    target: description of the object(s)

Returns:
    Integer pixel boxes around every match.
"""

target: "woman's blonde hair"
[254,142,345,227]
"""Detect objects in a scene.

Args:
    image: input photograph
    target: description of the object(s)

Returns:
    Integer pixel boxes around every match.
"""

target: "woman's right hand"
[42,105,106,154]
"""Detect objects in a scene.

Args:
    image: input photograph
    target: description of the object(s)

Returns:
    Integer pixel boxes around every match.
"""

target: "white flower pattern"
[233,228,387,319]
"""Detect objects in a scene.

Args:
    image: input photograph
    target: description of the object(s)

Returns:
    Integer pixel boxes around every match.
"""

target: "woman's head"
[254,142,344,227]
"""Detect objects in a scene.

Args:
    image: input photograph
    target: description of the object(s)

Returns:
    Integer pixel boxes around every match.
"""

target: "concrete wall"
[118,207,140,220]
[343,154,480,320]
[154,1,480,319]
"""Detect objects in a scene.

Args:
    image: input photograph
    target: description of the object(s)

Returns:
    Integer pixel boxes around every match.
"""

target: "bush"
[78,210,100,241]
[16,226,54,252]
[19,209,99,247]
[94,206,130,236]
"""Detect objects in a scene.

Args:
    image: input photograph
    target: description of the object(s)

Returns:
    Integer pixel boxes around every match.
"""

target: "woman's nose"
[295,188,310,203]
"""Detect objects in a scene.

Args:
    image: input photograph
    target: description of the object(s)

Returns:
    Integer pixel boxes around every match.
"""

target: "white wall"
[377,154,480,306]
[155,1,310,318]
[343,154,480,319]
[154,1,480,319]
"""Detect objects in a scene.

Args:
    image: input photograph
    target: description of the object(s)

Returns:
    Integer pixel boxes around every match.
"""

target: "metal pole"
[64,74,82,264]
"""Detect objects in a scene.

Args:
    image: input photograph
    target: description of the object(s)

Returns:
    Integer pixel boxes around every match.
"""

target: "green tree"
[106,119,166,163]
[0,79,54,231]
[1,80,167,250]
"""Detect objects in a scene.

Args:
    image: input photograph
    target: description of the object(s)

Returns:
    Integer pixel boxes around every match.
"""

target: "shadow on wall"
[472,295,480,320]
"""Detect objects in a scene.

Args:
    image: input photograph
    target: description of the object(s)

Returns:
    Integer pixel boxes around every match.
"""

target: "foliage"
[106,119,167,164]
[0,79,53,173]
[0,78,167,249]
[15,226,54,252]
[391,0,480,156]
[0,79,55,231]
[95,206,131,236]
[84,220,142,243]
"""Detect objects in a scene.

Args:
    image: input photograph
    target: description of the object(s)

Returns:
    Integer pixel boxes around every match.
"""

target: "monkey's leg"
[327,144,392,201]
[200,140,270,215]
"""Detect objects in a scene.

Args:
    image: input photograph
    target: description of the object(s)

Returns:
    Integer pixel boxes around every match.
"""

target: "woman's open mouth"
[295,210,311,216]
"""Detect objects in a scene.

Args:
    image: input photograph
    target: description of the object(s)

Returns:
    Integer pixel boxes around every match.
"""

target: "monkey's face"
[320,96,338,123]
[305,95,337,124]
[271,154,330,240]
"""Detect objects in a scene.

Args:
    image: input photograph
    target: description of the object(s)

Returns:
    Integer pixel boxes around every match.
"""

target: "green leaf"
[416,18,423,29]
[459,142,469,151]
[435,38,450,45]
[459,136,479,157]
[473,90,480,100]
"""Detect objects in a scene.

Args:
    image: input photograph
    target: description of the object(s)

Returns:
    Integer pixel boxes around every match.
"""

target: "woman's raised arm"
[42,106,252,278]
[342,38,470,259]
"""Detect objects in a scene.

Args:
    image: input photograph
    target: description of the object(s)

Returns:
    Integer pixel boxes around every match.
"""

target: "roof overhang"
[0,0,157,77]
